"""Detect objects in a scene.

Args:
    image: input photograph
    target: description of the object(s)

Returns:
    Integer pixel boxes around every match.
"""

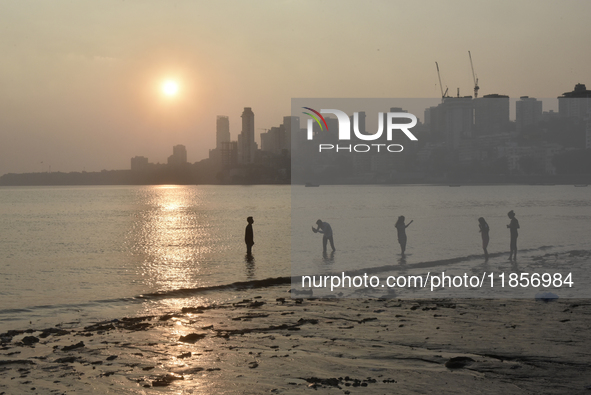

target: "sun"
[162,80,179,96]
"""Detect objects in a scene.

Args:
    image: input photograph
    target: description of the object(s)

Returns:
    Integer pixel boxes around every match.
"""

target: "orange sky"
[0,0,589,174]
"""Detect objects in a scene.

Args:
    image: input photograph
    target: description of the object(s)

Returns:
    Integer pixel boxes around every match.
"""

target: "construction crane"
[468,51,479,98]
[435,62,449,101]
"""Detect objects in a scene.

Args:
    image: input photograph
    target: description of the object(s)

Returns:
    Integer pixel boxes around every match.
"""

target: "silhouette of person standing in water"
[395,216,413,255]
[245,216,254,255]
[507,210,519,261]
[478,217,490,260]
[312,219,335,253]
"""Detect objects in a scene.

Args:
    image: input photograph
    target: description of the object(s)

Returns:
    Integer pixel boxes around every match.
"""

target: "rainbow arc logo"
[302,107,329,131]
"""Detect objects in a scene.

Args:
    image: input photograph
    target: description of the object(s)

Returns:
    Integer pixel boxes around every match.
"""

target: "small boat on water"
[574,184,588,187]
[305,182,320,187]
[448,184,461,187]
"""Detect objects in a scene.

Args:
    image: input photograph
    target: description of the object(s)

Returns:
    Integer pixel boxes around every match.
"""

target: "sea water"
[1,184,590,331]
[291,184,591,298]
[0,185,290,331]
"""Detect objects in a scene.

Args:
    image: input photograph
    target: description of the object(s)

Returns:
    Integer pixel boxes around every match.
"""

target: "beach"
[2,285,591,394]
[2,1,591,393]
[2,185,591,394]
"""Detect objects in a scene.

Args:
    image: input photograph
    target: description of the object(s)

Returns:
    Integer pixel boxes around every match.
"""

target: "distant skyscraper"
[260,129,272,153]
[516,96,542,134]
[426,99,473,147]
[436,97,474,150]
[473,94,510,136]
[425,106,445,139]
[173,145,187,162]
[282,116,298,153]
[238,107,257,164]
[221,141,238,167]
[216,116,230,149]
[168,144,187,166]
[558,83,591,120]
[260,127,281,154]
[131,156,149,171]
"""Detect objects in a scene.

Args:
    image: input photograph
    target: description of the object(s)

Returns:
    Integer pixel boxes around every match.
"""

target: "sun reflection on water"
[119,185,291,393]
[129,186,219,293]
[126,186,228,391]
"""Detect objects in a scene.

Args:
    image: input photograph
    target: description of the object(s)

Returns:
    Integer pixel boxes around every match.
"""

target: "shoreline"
[1,180,591,187]
[3,248,590,333]
[2,288,590,394]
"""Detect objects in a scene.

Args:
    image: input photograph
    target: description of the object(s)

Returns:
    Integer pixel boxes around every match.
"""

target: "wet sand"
[2,290,591,394]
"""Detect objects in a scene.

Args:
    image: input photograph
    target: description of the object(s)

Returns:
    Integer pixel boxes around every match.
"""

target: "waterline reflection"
[129,186,216,292]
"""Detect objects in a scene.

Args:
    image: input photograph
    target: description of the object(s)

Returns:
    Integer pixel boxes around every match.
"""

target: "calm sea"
[292,185,591,298]
[0,185,290,331]
[1,185,590,330]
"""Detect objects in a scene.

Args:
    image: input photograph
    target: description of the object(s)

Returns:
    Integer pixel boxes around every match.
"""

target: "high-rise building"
[260,126,283,154]
[260,116,299,155]
[216,116,230,149]
[168,144,187,166]
[282,116,298,153]
[131,156,149,171]
[173,145,187,163]
[221,141,238,167]
[260,129,273,153]
[433,97,474,150]
[558,83,591,120]
[425,106,445,139]
[426,98,473,147]
[516,96,542,134]
[473,94,510,136]
[238,107,257,164]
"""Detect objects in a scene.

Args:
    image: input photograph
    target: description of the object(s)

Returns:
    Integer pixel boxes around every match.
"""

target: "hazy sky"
[1,0,590,174]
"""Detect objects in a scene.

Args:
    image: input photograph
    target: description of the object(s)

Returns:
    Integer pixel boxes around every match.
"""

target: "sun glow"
[162,80,179,96]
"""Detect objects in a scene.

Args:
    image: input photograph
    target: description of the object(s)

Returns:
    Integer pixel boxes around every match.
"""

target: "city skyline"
[128,85,588,180]
[4,85,587,178]
[1,1,590,175]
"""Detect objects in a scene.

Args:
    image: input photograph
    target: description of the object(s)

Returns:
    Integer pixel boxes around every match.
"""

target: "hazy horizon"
[1,0,589,174]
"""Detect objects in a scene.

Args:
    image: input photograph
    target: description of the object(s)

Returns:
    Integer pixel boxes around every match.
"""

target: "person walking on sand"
[478,217,490,260]
[507,210,519,261]
[395,216,413,255]
[245,216,254,255]
[312,219,335,253]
